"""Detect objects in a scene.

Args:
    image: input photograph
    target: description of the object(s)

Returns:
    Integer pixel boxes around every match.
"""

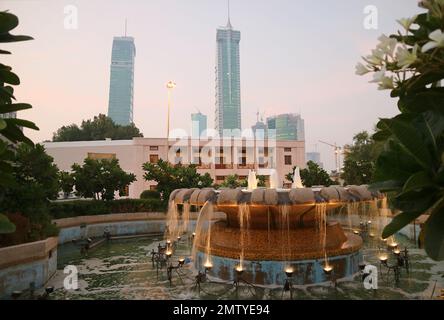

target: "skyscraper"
[107,36,136,126]
[267,114,305,141]
[215,10,241,136]
[191,112,208,138]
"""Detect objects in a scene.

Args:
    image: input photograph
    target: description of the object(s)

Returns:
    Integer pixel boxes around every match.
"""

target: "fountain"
[291,167,304,189]
[168,185,382,286]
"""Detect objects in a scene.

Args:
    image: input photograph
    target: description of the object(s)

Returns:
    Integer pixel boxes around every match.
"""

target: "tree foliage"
[357,0,444,260]
[0,144,60,243]
[143,159,213,202]
[286,161,334,187]
[58,171,75,197]
[52,114,143,142]
[341,131,382,186]
[71,158,136,201]
[0,12,37,234]
[218,174,266,188]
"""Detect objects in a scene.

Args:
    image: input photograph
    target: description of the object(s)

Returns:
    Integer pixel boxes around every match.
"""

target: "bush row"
[49,198,166,219]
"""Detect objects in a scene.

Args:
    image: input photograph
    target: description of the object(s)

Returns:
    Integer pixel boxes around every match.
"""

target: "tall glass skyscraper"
[267,114,305,141]
[107,36,136,126]
[215,18,241,137]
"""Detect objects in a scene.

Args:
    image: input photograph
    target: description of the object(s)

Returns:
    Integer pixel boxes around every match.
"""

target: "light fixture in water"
[388,242,398,249]
[393,248,401,255]
[204,261,213,271]
[166,250,173,257]
[285,267,294,278]
[353,230,360,235]
[323,264,333,275]
[178,258,185,266]
[379,254,388,264]
[177,236,181,241]
[369,233,375,238]
[235,265,244,276]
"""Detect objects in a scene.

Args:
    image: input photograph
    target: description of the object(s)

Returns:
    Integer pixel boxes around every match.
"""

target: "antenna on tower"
[226,0,232,28]
[124,18,127,37]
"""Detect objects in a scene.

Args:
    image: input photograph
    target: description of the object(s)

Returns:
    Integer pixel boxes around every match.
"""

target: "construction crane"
[319,140,343,173]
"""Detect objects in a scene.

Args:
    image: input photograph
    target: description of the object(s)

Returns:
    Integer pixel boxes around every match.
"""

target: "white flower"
[378,76,395,90]
[377,34,398,56]
[396,44,419,69]
[369,67,395,90]
[370,67,387,83]
[355,62,371,76]
[363,49,386,66]
[422,29,444,52]
[397,15,418,31]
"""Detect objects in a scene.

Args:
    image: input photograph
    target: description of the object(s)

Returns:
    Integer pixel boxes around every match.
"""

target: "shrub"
[49,198,166,219]
[140,190,161,200]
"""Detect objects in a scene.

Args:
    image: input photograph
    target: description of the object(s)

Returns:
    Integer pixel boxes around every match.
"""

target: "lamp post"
[166,81,176,163]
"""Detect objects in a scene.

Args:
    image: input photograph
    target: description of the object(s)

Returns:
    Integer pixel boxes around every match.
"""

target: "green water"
[48,234,444,300]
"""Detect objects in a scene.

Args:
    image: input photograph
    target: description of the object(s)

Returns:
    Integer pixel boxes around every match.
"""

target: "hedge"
[49,198,166,219]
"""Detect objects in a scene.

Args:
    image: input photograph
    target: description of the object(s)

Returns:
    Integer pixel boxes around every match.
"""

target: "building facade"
[215,19,241,136]
[107,36,136,126]
[191,112,208,138]
[44,138,305,199]
[267,114,305,141]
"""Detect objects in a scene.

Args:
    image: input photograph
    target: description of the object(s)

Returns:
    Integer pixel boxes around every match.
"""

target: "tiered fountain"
[166,169,383,286]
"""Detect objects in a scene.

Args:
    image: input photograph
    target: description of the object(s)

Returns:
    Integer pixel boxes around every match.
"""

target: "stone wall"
[0,237,58,299]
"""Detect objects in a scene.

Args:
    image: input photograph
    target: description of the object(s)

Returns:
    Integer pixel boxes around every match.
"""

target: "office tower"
[306,152,323,168]
[267,113,305,141]
[191,112,208,138]
[107,36,136,126]
[215,10,241,136]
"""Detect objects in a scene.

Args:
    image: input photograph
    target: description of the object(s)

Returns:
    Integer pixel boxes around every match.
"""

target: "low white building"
[44,137,305,198]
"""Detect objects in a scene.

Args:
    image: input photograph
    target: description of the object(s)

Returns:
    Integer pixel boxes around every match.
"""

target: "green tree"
[71,158,136,201]
[219,174,243,188]
[0,144,59,243]
[58,171,74,198]
[341,131,382,185]
[357,0,444,260]
[286,161,334,187]
[143,159,213,202]
[0,12,38,234]
[219,174,266,188]
[52,114,143,142]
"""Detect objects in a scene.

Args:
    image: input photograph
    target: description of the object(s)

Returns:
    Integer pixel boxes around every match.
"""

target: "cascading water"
[180,202,191,236]
[238,203,251,270]
[191,201,215,269]
[280,205,291,266]
[316,203,328,265]
[165,201,180,241]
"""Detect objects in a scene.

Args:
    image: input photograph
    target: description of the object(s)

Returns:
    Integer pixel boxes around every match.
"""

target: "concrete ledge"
[0,237,58,270]
[53,212,170,228]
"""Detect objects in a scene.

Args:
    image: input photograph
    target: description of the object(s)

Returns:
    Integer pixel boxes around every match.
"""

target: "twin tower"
[107,16,242,137]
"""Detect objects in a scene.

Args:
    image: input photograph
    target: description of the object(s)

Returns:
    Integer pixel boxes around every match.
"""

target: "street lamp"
[166,81,176,162]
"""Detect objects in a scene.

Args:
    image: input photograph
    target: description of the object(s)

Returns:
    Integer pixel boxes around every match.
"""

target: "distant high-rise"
[215,7,241,137]
[251,112,267,139]
[306,152,323,168]
[267,114,305,141]
[191,112,208,138]
[107,36,136,126]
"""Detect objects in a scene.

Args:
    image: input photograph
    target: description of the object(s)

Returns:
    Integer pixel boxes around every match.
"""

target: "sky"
[1,0,422,171]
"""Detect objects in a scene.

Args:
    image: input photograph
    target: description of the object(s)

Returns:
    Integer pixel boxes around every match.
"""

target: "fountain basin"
[194,250,362,286]
[194,221,361,261]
